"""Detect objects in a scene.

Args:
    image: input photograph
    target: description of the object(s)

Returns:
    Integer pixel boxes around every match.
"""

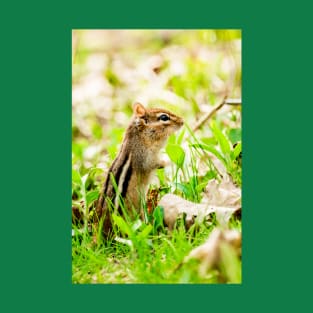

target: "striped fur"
[97,152,132,216]
[95,103,183,238]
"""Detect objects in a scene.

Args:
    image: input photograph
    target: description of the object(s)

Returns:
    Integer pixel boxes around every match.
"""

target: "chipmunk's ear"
[133,102,146,117]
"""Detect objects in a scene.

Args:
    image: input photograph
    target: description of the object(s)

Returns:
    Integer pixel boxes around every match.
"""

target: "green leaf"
[72,169,82,185]
[200,137,216,146]
[195,182,208,193]
[86,190,99,207]
[153,206,165,232]
[232,142,242,160]
[137,224,153,240]
[105,68,121,86]
[174,182,191,197]
[92,123,103,140]
[177,127,186,145]
[156,168,166,185]
[167,134,176,145]
[228,128,242,144]
[166,144,185,167]
[111,214,133,237]
[88,167,105,177]
[210,121,231,157]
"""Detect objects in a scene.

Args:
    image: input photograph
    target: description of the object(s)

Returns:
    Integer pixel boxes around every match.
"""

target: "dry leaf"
[159,172,241,229]
[202,175,241,208]
[146,187,160,214]
[159,194,215,230]
[184,228,241,276]
[159,193,240,229]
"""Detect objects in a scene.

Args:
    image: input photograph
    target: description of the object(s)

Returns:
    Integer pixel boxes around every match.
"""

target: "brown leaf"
[184,228,241,276]
[146,187,160,215]
[159,193,240,229]
[202,176,241,208]
[159,194,214,230]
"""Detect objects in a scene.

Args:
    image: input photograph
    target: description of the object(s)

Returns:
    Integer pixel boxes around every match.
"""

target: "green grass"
[72,30,241,284]
[72,217,241,284]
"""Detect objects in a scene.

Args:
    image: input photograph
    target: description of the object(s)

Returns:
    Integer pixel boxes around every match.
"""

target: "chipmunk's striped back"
[96,150,133,221]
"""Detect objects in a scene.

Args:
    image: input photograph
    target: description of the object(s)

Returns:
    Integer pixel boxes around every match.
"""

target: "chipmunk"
[95,102,184,237]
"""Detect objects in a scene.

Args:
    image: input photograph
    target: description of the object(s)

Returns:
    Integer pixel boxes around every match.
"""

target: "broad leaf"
[166,144,185,167]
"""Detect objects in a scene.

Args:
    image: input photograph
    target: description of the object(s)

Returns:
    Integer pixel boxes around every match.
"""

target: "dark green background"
[1,1,312,312]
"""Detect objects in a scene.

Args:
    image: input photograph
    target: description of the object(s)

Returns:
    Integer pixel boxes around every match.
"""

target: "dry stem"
[192,96,241,132]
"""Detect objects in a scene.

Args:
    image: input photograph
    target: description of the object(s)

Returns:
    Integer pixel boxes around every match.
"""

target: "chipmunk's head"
[132,102,184,142]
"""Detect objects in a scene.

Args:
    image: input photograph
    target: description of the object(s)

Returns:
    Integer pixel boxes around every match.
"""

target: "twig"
[192,95,227,132]
[224,98,242,106]
[192,97,242,132]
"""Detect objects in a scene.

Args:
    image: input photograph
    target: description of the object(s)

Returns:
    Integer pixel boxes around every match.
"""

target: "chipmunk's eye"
[159,114,170,121]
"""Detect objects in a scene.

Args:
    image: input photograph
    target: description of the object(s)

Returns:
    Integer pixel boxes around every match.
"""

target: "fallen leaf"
[159,193,240,229]
[184,228,241,277]
[202,175,241,208]
[146,187,160,214]
[159,194,214,230]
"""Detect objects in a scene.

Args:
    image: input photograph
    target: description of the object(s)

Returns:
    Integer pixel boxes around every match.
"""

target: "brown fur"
[95,103,183,238]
